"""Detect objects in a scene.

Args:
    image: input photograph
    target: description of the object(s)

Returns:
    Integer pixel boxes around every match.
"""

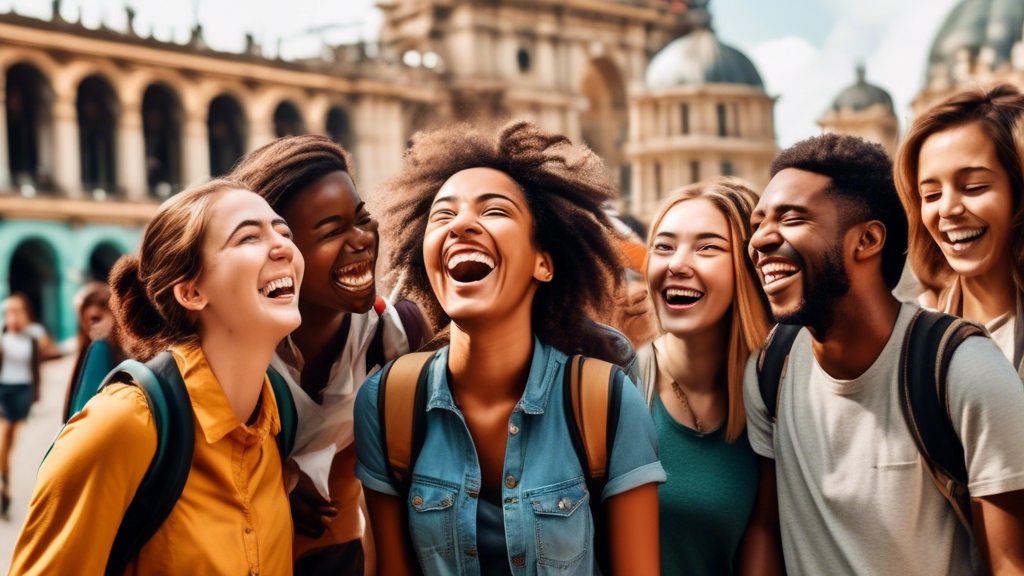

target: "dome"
[832,65,894,112]
[929,0,1024,70]
[645,28,764,89]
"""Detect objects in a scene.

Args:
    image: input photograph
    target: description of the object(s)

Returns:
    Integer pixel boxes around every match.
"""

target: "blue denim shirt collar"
[425,335,565,415]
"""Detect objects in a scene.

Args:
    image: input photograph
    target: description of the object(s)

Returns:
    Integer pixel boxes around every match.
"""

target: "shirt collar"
[425,335,566,415]
[171,344,281,444]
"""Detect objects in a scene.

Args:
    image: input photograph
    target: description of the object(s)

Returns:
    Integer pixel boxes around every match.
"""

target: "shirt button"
[505,475,517,489]
[509,423,520,435]
[558,497,572,510]
[245,528,252,534]
[412,495,423,506]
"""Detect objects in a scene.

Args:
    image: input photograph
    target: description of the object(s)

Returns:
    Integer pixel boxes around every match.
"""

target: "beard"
[773,240,850,339]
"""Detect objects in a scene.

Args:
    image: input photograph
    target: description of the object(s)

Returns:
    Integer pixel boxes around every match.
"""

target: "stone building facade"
[819,65,898,157]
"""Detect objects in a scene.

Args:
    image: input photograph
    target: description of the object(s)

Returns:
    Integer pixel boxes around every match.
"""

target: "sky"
[0,0,966,147]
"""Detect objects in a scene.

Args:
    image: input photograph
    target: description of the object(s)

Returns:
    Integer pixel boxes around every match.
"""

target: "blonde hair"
[894,84,1024,296]
[645,177,771,442]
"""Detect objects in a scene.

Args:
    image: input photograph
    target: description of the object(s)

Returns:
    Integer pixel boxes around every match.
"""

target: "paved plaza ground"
[0,354,75,572]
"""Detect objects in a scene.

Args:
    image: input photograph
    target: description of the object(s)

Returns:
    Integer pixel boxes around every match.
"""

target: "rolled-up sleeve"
[603,370,667,500]
[10,384,157,576]
[353,370,401,497]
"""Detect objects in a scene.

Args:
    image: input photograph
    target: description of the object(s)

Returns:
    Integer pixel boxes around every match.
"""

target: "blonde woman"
[894,84,1024,379]
[634,178,777,575]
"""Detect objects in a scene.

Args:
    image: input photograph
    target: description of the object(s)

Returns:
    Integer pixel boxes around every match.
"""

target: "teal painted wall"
[0,219,142,341]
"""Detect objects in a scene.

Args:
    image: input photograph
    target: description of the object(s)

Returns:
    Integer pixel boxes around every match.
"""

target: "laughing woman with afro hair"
[354,120,666,576]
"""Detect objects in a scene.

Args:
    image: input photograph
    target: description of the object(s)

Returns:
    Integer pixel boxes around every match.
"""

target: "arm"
[364,489,417,576]
[9,384,156,575]
[972,490,1024,575]
[738,457,786,576]
[606,483,660,576]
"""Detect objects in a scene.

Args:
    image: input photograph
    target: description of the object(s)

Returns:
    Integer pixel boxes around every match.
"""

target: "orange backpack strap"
[379,351,435,487]
[567,355,616,480]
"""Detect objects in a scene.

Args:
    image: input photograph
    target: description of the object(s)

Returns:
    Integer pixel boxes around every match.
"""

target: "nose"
[344,227,375,254]
[749,221,781,261]
[667,248,695,277]
[269,230,296,262]
[937,189,965,219]
[448,207,481,239]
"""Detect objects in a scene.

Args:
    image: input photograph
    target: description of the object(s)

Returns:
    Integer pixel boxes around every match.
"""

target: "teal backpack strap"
[66,339,115,420]
[102,352,194,576]
[267,366,296,459]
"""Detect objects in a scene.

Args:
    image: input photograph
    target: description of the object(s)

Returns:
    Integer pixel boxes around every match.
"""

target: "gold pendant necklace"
[669,379,705,433]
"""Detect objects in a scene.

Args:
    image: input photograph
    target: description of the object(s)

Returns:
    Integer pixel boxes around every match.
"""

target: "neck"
[658,321,729,394]
[447,312,534,404]
[289,299,350,363]
[196,324,278,423]
[809,281,901,380]
[960,261,1016,325]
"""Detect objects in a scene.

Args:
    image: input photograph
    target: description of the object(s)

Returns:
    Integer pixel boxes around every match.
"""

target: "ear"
[173,281,208,312]
[533,250,554,283]
[852,220,887,262]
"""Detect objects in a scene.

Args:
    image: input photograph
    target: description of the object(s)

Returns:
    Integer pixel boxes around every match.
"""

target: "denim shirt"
[354,336,666,576]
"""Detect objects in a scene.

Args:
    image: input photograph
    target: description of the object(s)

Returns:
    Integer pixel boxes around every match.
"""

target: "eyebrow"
[430,192,522,209]
[313,202,367,230]
[223,218,289,247]
[654,231,729,242]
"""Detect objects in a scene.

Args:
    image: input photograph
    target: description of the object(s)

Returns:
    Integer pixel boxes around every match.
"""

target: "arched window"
[142,83,183,198]
[207,94,246,176]
[326,106,354,151]
[8,238,61,336]
[6,63,54,193]
[273,101,305,138]
[88,242,123,282]
[77,74,118,194]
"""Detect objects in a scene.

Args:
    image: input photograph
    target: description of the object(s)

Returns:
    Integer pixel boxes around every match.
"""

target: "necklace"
[668,379,705,433]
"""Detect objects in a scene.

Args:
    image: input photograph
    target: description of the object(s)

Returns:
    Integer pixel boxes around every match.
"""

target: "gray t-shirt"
[743,303,1024,576]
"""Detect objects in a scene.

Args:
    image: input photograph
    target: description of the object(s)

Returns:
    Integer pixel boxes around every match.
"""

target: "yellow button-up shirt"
[11,344,293,576]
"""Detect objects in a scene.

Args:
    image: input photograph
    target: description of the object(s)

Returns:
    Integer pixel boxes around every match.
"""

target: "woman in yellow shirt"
[10,178,305,575]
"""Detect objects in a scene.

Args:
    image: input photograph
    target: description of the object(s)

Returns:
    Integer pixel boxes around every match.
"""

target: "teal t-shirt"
[653,392,759,575]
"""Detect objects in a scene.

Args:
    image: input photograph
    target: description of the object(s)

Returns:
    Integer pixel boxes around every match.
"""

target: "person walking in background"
[10,178,303,575]
[0,294,42,520]
[232,134,431,576]
[894,84,1024,380]
[64,281,127,421]
[743,134,1024,575]
[633,178,778,575]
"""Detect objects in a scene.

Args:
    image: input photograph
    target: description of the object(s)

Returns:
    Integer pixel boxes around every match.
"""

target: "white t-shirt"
[0,331,34,385]
[270,299,410,499]
[743,303,1024,576]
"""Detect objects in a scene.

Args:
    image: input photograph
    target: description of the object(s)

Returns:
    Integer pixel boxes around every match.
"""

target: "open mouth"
[942,227,987,254]
[259,276,295,299]
[332,260,374,292]
[446,250,495,284]
[663,287,704,308]
[760,261,800,287]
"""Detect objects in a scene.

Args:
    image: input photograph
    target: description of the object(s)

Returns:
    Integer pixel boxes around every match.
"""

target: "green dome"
[645,28,764,89]
[929,0,1024,70]
[832,66,893,112]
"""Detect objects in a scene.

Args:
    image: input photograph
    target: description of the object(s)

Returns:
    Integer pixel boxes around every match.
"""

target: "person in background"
[232,134,431,576]
[64,282,128,420]
[894,84,1024,380]
[633,178,775,575]
[0,294,41,520]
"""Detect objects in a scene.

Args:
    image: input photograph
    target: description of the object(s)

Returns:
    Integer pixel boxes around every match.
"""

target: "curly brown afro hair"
[371,120,625,354]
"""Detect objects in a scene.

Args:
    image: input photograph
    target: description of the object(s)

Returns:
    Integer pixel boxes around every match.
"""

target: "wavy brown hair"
[109,178,244,360]
[371,120,624,354]
[895,84,1024,295]
[644,177,771,442]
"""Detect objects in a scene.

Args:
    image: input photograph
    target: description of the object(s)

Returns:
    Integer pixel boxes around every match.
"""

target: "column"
[182,109,210,186]
[0,76,9,189]
[117,103,147,200]
[52,95,81,197]
[247,112,275,154]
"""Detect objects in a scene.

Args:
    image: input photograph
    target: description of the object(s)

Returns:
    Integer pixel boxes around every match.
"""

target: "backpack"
[376,351,622,573]
[44,351,297,576]
[756,308,986,534]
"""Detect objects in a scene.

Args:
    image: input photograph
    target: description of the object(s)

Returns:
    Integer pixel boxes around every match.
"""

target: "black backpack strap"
[377,351,435,497]
[899,308,985,534]
[267,366,297,459]
[756,324,802,420]
[102,352,194,576]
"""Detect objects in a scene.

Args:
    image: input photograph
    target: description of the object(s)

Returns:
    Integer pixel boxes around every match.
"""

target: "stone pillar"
[117,103,147,200]
[52,95,81,197]
[0,76,8,189]
[247,113,275,154]
[182,109,210,186]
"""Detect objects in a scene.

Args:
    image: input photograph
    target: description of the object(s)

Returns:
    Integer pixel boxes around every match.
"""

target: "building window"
[654,162,662,197]
[681,103,689,135]
[721,161,733,176]
[732,102,741,137]
[717,103,727,137]
[690,160,700,183]
[517,47,531,72]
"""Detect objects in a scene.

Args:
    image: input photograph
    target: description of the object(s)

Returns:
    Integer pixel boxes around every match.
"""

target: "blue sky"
[1,0,965,147]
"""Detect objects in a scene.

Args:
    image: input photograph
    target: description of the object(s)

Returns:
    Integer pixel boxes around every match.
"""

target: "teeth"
[335,269,373,287]
[666,288,703,298]
[946,228,985,243]
[259,276,293,297]
[761,262,799,275]
[447,251,495,270]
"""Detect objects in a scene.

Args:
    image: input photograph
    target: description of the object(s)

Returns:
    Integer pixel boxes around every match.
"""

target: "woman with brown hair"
[11,178,303,574]
[633,178,773,574]
[0,293,42,519]
[231,134,430,575]
[894,84,1024,379]
[354,120,665,575]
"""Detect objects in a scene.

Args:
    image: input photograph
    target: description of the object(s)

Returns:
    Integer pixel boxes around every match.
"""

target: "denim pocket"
[408,476,458,560]
[526,477,591,570]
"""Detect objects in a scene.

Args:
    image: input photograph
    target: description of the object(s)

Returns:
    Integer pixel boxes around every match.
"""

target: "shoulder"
[946,335,1022,395]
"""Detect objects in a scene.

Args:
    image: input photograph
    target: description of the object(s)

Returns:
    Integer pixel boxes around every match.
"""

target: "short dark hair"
[770,133,907,289]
